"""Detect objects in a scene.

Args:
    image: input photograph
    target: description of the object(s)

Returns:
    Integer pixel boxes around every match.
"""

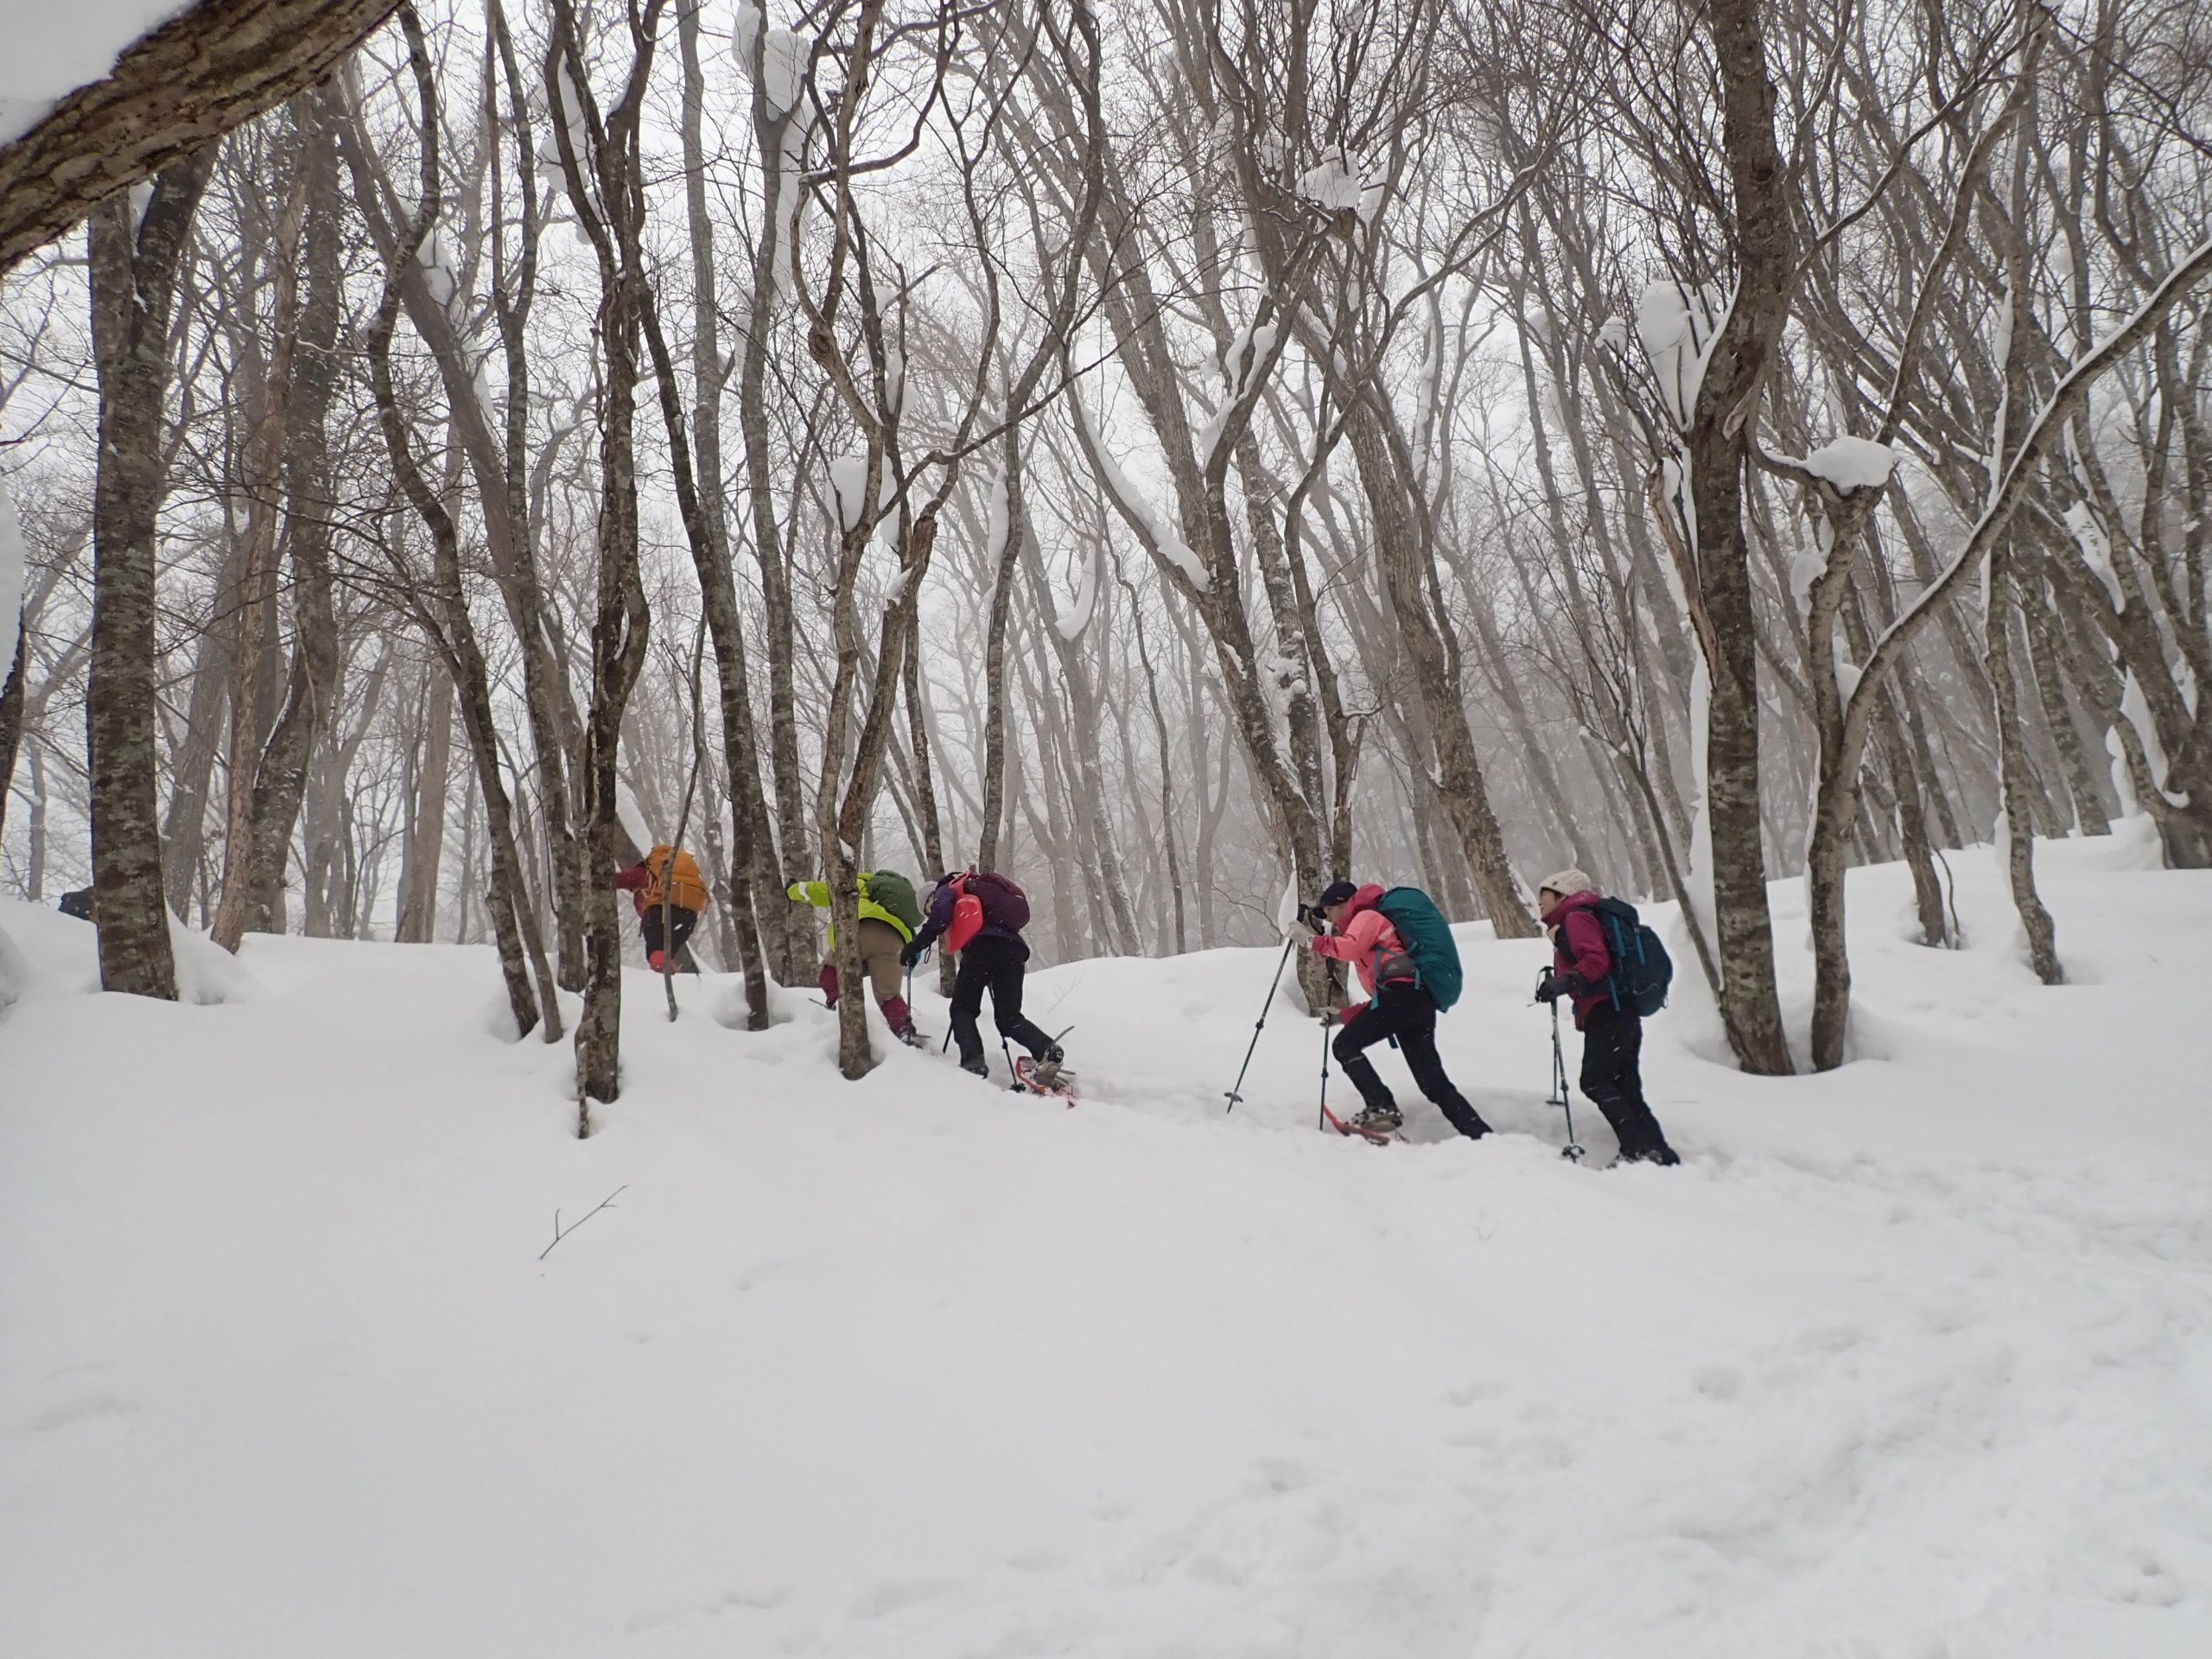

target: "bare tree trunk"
[550,0,662,1103]
[674,0,775,1021]
[1115,560,1186,953]
[161,558,236,909]
[0,621,23,850]
[243,92,345,934]
[395,658,454,943]
[1989,539,2061,982]
[86,154,211,997]
[1672,0,1798,1074]
[367,7,552,1040]
[211,154,308,951]
[732,16,810,983]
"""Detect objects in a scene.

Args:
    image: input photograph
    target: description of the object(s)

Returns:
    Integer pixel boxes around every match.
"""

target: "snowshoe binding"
[1322,1103,1402,1145]
[1013,1044,1077,1102]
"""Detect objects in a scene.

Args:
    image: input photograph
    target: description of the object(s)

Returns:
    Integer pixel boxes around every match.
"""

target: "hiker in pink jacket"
[1307,880,1489,1141]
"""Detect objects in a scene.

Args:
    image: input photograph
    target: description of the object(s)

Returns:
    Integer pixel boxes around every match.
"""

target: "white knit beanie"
[1536,868,1593,899]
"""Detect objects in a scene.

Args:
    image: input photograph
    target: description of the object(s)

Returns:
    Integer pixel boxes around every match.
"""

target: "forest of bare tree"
[3,0,2208,1095]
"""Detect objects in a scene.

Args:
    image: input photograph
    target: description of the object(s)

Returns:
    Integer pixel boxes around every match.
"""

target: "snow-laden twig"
[540,1185,628,1260]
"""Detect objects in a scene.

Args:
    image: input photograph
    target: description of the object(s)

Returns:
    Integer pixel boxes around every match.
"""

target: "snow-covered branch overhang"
[0,0,404,274]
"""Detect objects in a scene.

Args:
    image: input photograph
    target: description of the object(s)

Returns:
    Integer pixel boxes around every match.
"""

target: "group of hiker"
[607,848,1067,1087]
[607,842,1675,1165]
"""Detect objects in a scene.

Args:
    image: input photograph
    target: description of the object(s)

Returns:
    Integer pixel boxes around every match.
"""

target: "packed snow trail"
[3,828,2210,1656]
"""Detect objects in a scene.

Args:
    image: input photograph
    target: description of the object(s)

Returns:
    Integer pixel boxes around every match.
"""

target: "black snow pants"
[950,934,1056,1071]
[1333,983,1490,1140]
[641,903,700,971]
[1578,1002,1676,1162]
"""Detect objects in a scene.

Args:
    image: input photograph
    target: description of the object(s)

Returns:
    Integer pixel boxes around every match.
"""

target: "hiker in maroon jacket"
[1535,868,1680,1166]
[902,870,1064,1083]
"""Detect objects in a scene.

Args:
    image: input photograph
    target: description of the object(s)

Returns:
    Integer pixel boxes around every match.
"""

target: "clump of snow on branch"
[760,27,808,118]
[828,454,893,535]
[1798,435,1896,493]
[1296,148,1385,225]
[418,231,461,317]
[1074,396,1209,591]
[1056,543,1100,643]
[1195,310,1279,470]
[731,0,763,67]
[734,4,809,118]
[982,460,1010,571]
[1634,280,1729,430]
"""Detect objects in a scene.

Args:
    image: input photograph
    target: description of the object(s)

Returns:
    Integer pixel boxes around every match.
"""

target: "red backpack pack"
[944,869,1031,950]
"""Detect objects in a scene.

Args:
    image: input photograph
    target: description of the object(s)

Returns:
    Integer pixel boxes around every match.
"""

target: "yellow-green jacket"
[785,876,915,946]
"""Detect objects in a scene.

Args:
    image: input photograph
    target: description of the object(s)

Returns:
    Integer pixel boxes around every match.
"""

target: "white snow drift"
[3,830,2210,1656]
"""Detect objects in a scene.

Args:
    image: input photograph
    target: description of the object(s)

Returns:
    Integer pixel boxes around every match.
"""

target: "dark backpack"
[1591,896,1672,1015]
[865,869,923,933]
[1372,887,1464,1011]
[966,870,1031,933]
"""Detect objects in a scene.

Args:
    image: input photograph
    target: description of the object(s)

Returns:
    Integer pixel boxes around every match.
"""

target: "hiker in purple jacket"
[903,871,1064,1082]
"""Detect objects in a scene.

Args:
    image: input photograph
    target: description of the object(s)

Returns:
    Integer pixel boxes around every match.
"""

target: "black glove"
[1540,969,1591,1005]
[899,940,924,969]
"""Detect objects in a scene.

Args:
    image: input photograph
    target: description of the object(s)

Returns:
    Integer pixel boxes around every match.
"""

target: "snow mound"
[168,909,262,1005]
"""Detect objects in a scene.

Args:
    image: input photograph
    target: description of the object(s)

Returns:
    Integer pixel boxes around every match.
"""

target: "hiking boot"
[898,1025,929,1048]
[1351,1102,1403,1135]
[1031,1043,1066,1087]
[1618,1143,1681,1167]
[960,1056,989,1079]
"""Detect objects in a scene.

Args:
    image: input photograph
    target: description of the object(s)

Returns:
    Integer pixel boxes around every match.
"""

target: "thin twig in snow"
[539,1184,627,1261]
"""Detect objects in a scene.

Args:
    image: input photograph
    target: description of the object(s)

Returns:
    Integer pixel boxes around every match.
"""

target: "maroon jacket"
[1541,888,1614,1028]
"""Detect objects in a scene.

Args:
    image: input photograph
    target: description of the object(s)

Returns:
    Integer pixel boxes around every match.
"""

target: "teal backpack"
[1373,887,1464,1011]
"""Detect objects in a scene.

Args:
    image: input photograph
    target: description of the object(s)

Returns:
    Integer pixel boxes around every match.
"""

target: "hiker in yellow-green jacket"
[787,868,925,1044]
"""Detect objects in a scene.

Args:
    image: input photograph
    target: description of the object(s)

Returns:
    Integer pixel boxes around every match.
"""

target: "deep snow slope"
[4,829,2211,1658]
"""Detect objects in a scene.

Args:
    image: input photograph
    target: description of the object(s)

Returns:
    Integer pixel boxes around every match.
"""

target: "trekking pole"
[1317,1013,1332,1134]
[1224,935,1299,1115]
[1549,995,1586,1163]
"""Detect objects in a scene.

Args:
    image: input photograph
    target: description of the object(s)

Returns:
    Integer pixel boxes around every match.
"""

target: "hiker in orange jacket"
[612,844,710,972]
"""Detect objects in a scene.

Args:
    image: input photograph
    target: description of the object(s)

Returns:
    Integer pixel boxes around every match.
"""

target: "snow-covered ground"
[4,829,2210,1656]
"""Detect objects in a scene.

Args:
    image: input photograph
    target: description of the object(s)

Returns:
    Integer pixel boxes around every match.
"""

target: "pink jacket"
[1311,884,1415,1006]
[1541,887,1612,1028]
